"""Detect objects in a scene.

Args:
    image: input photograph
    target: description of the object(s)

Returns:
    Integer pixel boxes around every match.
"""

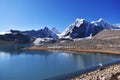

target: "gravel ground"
[38,38,120,52]
[71,63,120,80]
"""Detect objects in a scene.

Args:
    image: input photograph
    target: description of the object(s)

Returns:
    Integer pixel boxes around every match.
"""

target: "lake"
[0,44,120,80]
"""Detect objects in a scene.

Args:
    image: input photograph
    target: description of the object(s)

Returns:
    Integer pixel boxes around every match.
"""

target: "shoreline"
[45,60,120,80]
[28,46,120,54]
[71,63,120,80]
[69,63,120,80]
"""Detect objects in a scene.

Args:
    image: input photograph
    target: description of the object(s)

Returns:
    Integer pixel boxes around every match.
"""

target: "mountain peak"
[91,18,105,24]
[43,27,49,30]
[62,18,120,38]
[75,18,85,22]
[74,18,87,27]
[98,18,105,23]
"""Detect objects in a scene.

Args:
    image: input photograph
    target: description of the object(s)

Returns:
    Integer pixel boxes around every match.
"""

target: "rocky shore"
[71,63,120,80]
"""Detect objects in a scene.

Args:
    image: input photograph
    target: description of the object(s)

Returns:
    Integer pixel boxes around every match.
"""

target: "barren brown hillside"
[94,29,120,39]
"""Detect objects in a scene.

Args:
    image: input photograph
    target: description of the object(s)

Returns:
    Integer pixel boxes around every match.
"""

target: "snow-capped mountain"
[0,32,32,43]
[10,27,58,39]
[114,24,120,28]
[0,31,11,35]
[62,18,120,38]
[91,18,119,29]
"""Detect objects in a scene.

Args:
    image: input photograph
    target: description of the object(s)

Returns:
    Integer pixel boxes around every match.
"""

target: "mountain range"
[61,18,120,38]
[10,27,58,39]
[0,18,120,43]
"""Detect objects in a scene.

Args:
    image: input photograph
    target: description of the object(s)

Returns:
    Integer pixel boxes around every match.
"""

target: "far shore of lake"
[28,46,120,55]
[27,38,120,55]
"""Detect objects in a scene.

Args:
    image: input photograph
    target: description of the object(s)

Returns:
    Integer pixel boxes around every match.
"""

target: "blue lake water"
[0,44,120,80]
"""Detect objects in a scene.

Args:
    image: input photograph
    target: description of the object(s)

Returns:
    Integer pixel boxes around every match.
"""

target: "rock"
[71,64,120,80]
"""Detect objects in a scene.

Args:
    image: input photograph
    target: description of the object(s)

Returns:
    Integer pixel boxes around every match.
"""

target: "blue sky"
[0,0,120,32]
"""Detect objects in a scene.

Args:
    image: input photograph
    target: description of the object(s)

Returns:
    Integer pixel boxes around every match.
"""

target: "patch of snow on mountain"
[75,18,85,27]
[113,24,120,28]
[33,38,43,45]
[0,31,11,35]
[91,18,105,27]
[33,38,54,45]
[85,34,93,39]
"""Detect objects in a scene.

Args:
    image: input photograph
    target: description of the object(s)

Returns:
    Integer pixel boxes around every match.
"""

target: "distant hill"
[94,29,120,39]
[0,33,32,43]
[11,27,58,39]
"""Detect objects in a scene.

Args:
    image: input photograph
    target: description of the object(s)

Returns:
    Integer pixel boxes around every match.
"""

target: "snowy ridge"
[91,18,118,29]
[10,27,58,39]
[62,18,120,38]
[61,18,88,37]
[0,31,11,35]
[114,24,120,28]
[75,18,86,27]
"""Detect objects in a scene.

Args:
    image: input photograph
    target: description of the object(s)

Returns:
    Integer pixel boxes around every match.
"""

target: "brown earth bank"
[70,63,120,80]
[28,46,120,54]
[94,29,120,40]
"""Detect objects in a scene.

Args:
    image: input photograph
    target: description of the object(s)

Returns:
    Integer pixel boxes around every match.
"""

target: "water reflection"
[0,52,10,60]
[0,44,55,56]
[61,52,119,71]
[0,44,120,80]
[0,44,30,54]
